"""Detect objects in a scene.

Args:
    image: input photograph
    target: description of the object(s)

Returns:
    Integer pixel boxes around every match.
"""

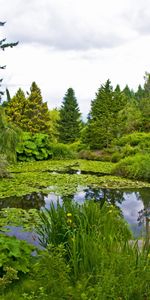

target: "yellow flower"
[67,212,72,217]
[67,219,72,224]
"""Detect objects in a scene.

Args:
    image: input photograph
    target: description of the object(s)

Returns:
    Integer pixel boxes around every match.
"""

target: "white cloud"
[1,0,150,117]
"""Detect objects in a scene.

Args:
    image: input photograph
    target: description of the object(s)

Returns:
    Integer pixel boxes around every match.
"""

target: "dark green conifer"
[58,88,81,143]
[85,80,126,149]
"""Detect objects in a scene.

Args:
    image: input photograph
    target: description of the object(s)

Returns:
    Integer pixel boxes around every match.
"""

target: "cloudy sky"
[1,0,150,116]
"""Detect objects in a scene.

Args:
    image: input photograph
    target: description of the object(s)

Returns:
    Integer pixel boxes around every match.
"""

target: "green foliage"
[85,80,126,149]
[112,154,150,181]
[16,132,52,161]
[111,132,150,162]
[0,176,150,299]
[33,201,150,299]
[0,107,20,162]
[0,155,10,178]
[78,149,111,161]
[58,88,81,143]
[5,82,51,134]
[47,109,60,142]
[6,88,27,127]
[16,132,76,161]
[0,234,34,287]
[48,143,75,159]
[118,100,142,135]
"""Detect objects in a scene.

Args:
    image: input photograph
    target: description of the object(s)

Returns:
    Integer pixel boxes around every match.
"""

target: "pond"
[0,186,150,238]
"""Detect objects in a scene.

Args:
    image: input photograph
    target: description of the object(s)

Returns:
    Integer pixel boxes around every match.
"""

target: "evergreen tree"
[7,82,51,134]
[114,84,121,93]
[48,108,60,142]
[85,80,126,149]
[143,72,150,96]
[23,82,50,133]
[0,21,18,101]
[118,100,142,135]
[6,88,26,126]
[137,72,150,131]
[135,84,145,101]
[58,88,81,143]
[123,85,135,101]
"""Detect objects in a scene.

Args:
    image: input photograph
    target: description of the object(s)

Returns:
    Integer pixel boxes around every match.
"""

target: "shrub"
[48,143,75,159]
[110,132,150,162]
[78,149,111,161]
[112,154,150,181]
[16,132,52,162]
[16,132,76,161]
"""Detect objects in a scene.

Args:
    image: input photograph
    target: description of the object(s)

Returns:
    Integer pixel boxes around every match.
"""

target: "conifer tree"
[0,21,18,101]
[135,85,145,101]
[85,80,126,149]
[123,85,135,101]
[6,88,26,127]
[6,83,51,134]
[58,88,81,143]
[22,82,50,133]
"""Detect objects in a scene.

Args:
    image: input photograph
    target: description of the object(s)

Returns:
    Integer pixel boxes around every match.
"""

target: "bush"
[16,132,76,161]
[112,154,150,181]
[48,143,75,159]
[110,132,150,162]
[113,132,150,150]
[16,132,52,162]
[78,149,111,161]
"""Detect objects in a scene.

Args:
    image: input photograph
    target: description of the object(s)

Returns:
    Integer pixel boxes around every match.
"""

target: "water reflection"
[0,192,45,209]
[0,187,150,238]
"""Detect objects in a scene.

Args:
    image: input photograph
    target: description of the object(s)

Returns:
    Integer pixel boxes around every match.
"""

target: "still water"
[0,186,150,237]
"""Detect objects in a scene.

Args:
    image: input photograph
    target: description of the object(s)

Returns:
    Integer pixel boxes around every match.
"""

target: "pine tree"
[85,80,126,149]
[58,88,81,143]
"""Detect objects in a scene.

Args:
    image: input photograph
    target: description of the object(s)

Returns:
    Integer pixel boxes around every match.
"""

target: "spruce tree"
[58,88,81,143]
[85,80,126,149]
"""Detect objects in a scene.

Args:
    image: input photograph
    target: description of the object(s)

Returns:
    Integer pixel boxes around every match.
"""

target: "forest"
[0,21,150,300]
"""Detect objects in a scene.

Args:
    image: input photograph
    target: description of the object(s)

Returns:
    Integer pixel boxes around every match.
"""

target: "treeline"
[1,73,150,149]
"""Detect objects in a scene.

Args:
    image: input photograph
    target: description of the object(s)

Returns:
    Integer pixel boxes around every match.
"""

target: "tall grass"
[1,200,150,299]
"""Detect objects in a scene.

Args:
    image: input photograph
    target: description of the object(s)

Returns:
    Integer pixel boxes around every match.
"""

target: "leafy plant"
[16,132,52,161]
[0,234,34,280]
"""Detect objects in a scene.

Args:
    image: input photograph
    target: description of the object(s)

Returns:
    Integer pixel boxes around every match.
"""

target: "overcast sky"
[1,0,150,116]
